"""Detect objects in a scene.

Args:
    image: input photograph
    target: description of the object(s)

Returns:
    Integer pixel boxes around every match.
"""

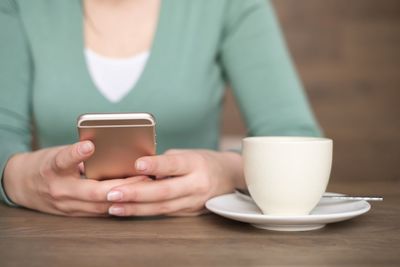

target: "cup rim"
[242,136,332,144]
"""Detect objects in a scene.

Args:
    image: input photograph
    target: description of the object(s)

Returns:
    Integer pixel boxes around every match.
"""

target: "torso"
[1,0,321,157]
[83,0,160,58]
[83,0,159,103]
[20,0,226,153]
[84,48,150,102]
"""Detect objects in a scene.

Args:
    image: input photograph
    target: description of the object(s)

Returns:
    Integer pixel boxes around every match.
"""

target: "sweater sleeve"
[219,0,322,137]
[0,0,33,206]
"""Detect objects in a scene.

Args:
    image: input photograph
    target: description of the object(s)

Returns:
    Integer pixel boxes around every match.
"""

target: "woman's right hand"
[2,141,145,216]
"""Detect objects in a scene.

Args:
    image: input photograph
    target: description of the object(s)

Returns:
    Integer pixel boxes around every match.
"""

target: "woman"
[0,0,320,217]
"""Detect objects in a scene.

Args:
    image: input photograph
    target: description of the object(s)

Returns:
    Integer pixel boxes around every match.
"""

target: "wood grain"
[222,0,400,182]
[0,180,399,267]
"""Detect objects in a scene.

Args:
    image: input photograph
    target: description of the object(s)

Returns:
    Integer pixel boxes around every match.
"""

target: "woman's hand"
[3,141,146,217]
[106,149,245,217]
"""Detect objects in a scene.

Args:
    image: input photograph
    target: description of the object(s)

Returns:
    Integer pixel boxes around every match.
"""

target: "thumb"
[51,141,94,173]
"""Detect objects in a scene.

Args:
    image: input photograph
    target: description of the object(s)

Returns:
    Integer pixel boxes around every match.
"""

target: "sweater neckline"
[74,0,167,104]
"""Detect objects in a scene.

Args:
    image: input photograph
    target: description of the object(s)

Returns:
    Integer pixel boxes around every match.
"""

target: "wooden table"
[1,181,399,267]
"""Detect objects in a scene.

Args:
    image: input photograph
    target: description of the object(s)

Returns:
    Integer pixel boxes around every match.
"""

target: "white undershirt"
[85,49,150,103]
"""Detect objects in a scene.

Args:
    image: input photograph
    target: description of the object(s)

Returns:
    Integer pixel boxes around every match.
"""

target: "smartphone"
[77,112,156,180]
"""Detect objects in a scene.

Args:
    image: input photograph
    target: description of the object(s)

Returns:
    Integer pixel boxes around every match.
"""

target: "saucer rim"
[205,192,371,221]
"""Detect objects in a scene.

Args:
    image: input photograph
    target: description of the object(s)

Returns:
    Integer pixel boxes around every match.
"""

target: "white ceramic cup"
[242,136,333,215]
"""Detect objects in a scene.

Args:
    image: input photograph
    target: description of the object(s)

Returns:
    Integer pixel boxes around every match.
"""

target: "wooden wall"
[221,0,400,181]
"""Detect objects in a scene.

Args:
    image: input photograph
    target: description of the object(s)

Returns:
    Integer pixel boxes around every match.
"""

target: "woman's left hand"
[105,149,244,216]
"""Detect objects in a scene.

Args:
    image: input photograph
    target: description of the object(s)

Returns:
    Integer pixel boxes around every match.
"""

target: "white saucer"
[205,192,371,231]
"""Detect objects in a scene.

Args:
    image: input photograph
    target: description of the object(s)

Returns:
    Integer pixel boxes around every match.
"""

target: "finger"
[66,212,109,218]
[51,141,94,173]
[134,153,193,177]
[49,209,109,218]
[49,175,149,202]
[38,203,107,218]
[108,195,199,216]
[78,162,85,174]
[53,199,111,216]
[164,149,184,155]
[106,176,193,203]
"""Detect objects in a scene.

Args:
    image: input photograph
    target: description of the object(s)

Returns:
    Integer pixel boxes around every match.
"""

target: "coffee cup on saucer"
[242,136,333,216]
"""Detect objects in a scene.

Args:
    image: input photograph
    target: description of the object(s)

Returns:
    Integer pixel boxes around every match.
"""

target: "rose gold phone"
[77,113,156,180]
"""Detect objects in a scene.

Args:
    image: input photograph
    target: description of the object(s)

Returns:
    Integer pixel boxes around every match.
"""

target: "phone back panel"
[77,113,156,180]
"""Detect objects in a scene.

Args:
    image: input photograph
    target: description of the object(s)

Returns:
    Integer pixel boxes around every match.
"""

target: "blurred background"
[221,0,400,182]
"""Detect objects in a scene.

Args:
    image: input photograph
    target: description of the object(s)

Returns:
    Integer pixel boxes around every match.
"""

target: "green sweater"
[0,0,321,205]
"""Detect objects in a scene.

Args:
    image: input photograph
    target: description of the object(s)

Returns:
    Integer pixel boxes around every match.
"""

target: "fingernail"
[136,160,147,171]
[108,206,125,216]
[78,142,93,155]
[107,191,123,201]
